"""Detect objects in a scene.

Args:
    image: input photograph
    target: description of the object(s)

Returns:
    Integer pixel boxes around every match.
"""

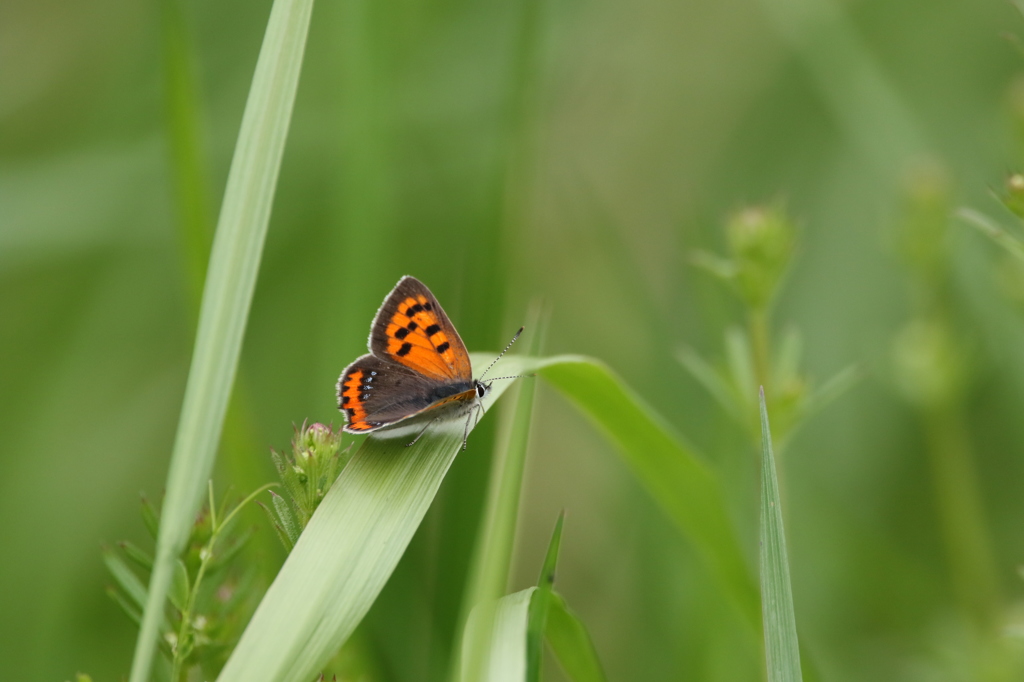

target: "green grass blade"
[759,388,803,682]
[545,593,607,682]
[527,513,564,682]
[103,548,151,614]
[534,356,759,629]
[216,355,523,682]
[462,588,537,682]
[457,321,542,681]
[128,0,314,678]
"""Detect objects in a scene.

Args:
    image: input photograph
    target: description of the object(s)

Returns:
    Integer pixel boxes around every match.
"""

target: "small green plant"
[260,422,349,551]
[683,204,856,447]
[105,484,271,681]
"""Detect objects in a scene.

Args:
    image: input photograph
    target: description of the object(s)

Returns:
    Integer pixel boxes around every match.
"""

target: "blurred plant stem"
[170,482,274,682]
[161,0,213,306]
[893,163,1001,633]
[922,406,1000,627]
[748,307,772,395]
[159,0,269,518]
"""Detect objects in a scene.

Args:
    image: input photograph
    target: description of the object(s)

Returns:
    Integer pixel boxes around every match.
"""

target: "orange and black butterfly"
[336,276,526,449]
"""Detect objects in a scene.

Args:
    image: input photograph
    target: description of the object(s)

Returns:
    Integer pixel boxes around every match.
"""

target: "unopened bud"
[1005,174,1024,218]
[725,205,795,310]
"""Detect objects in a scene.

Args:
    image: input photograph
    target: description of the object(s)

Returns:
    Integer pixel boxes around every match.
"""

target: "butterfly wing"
[337,354,453,433]
[368,275,472,383]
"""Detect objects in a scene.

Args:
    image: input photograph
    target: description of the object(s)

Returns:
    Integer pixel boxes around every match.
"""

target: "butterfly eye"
[476,383,487,398]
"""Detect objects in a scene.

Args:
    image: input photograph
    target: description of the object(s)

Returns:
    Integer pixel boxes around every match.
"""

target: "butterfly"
[336,275,528,449]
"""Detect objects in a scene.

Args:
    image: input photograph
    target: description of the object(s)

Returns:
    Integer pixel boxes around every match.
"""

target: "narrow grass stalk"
[216,354,526,682]
[759,388,802,682]
[457,318,543,681]
[160,0,213,307]
[128,0,314,679]
[526,512,563,682]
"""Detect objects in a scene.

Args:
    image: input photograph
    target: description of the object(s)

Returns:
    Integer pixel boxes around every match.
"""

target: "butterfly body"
[337,276,494,441]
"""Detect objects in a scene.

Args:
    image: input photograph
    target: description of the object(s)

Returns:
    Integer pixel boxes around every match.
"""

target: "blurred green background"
[4,0,1024,679]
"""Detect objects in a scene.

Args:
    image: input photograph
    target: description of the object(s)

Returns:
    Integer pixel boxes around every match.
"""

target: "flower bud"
[1004,174,1024,218]
[725,205,795,310]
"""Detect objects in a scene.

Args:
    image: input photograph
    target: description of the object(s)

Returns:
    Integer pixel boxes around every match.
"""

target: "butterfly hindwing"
[337,354,446,433]
[369,276,472,383]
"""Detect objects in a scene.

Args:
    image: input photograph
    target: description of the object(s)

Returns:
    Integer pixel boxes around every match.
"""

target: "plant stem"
[923,404,1000,630]
[170,483,276,679]
[748,307,772,397]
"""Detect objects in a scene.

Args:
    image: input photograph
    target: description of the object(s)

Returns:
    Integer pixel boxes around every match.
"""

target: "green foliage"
[685,205,856,447]
[460,513,606,682]
[759,390,803,682]
[260,422,348,550]
[106,486,269,681]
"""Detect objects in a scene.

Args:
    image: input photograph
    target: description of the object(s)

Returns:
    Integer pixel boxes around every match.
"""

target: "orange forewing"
[383,293,472,381]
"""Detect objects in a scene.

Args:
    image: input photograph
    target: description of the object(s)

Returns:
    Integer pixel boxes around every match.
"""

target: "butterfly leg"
[406,417,440,447]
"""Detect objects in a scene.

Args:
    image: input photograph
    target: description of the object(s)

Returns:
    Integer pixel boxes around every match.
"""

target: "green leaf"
[169,559,190,613]
[257,501,293,552]
[106,585,143,626]
[804,365,860,417]
[676,346,745,422]
[546,593,607,682]
[759,389,803,682]
[140,494,160,540]
[462,588,536,682]
[119,540,154,572]
[535,356,759,629]
[271,489,300,545]
[215,354,527,682]
[103,547,150,612]
[128,0,314,678]
[959,207,1024,263]
[526,513,564,682]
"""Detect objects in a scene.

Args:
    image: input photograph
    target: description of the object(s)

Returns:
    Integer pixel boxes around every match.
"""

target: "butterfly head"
[474,380,492,400]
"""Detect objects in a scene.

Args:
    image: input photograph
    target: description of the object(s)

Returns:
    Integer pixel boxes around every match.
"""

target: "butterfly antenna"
[484,374,537,382]
[478,326,524,381]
